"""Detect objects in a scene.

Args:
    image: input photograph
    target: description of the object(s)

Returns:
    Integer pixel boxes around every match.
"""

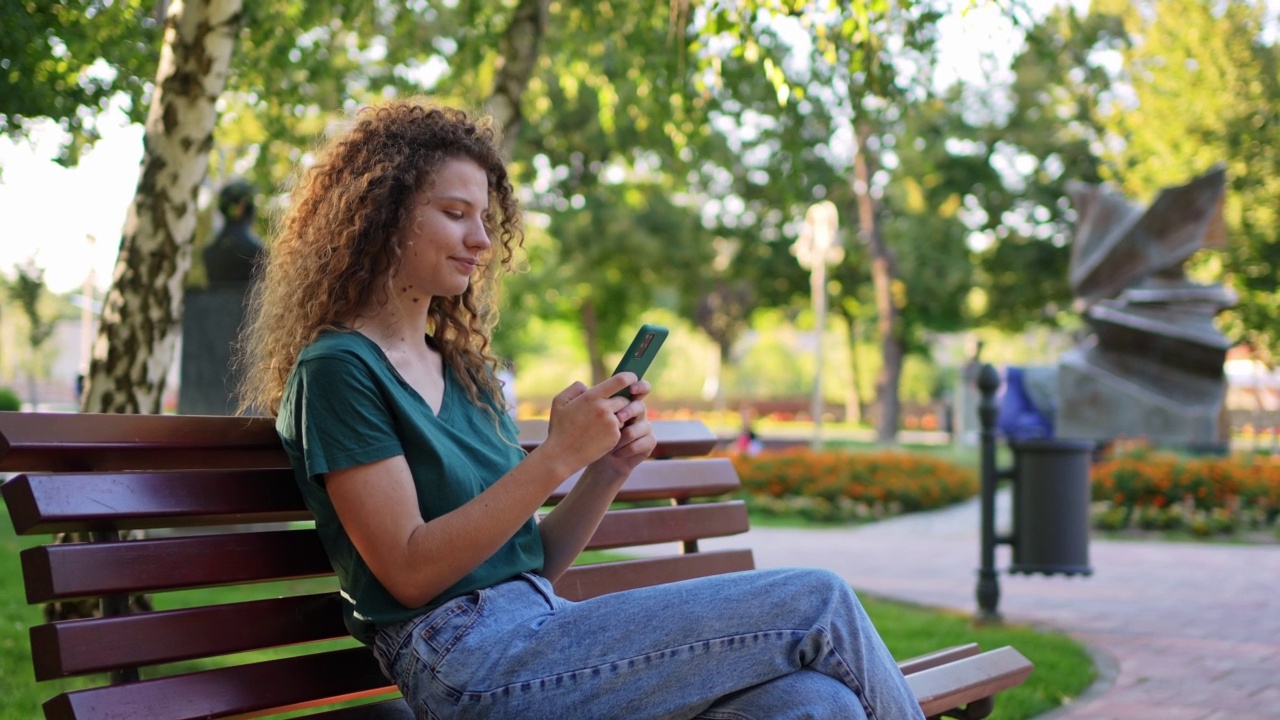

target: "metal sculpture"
[1056,167,1234,447]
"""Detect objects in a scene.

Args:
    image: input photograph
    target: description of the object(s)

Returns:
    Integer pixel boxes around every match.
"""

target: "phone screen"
[611,324,668,398]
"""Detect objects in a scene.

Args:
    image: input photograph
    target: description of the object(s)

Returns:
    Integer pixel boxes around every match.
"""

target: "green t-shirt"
[276,331,544,645]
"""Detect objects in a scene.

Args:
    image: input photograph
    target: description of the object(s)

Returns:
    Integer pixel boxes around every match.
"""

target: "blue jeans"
[372,567,925,720]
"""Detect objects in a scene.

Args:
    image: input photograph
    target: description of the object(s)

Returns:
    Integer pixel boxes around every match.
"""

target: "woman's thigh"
[379,568,920,720]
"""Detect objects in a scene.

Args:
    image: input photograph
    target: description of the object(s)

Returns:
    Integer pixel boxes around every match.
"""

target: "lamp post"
[793,201,842,450]
[79,234,97,403]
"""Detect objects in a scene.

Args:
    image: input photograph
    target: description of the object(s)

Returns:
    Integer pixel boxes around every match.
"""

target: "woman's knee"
[699,669,869,720]
[762,567,863,611]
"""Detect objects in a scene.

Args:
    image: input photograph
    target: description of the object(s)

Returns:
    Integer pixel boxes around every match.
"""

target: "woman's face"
[393,156,492,305]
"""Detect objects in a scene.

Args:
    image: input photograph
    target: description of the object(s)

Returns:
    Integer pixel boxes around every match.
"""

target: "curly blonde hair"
[237,99,523,417]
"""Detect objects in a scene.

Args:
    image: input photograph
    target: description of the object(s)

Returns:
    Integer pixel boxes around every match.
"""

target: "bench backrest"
[1,412,753,720]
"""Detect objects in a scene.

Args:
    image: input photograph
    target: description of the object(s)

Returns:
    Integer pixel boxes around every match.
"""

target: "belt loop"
[521,572,560,608]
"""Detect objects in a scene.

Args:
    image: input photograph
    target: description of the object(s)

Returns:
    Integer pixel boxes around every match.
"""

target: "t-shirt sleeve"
[284,354,404,483]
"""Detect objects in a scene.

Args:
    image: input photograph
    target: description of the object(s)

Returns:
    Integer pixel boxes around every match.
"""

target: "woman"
[238,98,925,720]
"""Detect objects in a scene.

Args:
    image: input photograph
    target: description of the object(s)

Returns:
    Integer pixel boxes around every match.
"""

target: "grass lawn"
[2,511,101,719]
[864,594,1095,719]
[1,500,1093,719]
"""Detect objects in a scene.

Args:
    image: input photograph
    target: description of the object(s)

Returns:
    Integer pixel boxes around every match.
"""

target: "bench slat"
[898,643,981,675]
[4,458,740,536]
[2,470,306,534]
[516,418,717,458]
[20,502,748,602]
[554,550,756,601]
[907,646,1034,718]
[19,529,332,603]
[0,413,286,473]
[0,414,717,474]
[287,697,413,720]
[41,647,394,720]
[30,593,350,680]
[550,458,742,504]
[584,501,749,550]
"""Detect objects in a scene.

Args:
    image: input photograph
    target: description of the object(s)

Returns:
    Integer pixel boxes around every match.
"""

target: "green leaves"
[0,0,159,162]
[1101,0,1280,359]
[10,261,56,351]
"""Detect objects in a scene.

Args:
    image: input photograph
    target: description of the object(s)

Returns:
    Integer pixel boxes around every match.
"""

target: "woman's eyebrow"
[430,192,488,211]
[432,193,486,209]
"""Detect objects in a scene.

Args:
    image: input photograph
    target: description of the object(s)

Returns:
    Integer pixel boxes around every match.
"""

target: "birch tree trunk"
[81,0,243,414]
[853,120,903,444]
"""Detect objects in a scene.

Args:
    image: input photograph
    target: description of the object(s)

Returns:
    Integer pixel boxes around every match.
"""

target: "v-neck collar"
[350,330,450,420]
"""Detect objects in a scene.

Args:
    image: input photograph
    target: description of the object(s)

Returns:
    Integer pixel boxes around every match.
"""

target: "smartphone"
[611,324,668,398]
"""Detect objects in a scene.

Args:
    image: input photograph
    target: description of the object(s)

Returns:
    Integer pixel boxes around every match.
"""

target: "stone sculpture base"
[1056,344,1225,447]
[178,286,249,416]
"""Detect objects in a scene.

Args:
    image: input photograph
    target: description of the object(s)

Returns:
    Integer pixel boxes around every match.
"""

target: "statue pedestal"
[1056,345,1225,447]
[179,286,249,416]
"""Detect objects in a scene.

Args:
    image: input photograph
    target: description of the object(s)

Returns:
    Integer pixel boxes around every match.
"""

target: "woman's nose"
[466,218,492,250]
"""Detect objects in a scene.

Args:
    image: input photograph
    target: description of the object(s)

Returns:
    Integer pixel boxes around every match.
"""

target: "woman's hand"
[590,381,656,481]
[536,377,656,580]
[540,373,637,474]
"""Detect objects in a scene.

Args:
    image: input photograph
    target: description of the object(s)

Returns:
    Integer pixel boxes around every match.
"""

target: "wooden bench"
[1,411,1032,719]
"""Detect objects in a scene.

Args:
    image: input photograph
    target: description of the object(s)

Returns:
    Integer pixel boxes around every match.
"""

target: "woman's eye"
[446,210,464,220]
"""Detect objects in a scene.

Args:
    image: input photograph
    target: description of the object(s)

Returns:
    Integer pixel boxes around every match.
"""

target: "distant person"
[237,98,924,720]
[205,178,266,285]
[735,407,763,456]
[497,360,518,418]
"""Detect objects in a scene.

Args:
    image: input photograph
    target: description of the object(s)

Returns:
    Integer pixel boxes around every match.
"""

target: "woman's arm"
[325,373,638,608]
[537,388,656,580]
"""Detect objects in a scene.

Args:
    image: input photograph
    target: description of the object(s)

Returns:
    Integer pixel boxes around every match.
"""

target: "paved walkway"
[694,493,1280,719]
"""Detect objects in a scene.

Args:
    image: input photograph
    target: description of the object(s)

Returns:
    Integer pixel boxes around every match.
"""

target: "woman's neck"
[349,302,431,358]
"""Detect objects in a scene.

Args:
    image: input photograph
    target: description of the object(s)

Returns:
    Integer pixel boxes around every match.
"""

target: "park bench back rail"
[1,412,1031,720]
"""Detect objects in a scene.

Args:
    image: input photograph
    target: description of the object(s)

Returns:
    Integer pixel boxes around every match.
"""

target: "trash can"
[1008,438,1094,576]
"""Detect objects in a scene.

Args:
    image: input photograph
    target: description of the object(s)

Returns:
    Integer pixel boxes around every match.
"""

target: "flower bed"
[1091,446,1280,537]
[726,448,978,523]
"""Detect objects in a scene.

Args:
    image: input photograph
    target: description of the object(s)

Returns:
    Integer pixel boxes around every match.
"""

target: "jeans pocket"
[415,591,485,677]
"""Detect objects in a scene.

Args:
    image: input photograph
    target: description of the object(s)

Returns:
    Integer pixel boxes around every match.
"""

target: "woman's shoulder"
[298,330,378,363]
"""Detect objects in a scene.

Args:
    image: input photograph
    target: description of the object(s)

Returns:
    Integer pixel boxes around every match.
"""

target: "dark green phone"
[611,324,668,398]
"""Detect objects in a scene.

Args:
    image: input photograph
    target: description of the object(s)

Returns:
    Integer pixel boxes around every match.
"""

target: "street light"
[793,201,842,450]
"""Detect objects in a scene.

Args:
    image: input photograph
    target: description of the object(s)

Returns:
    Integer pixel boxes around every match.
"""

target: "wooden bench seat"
[1,412,1031,719]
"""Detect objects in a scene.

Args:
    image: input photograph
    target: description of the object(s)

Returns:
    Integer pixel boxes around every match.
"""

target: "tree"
[0,1,160,164]
[513,178,714,383]
[981,0,1280,357]
[1101,0,1280,360]
[456,0,723,380]
[692,278,756,410]
[10,262,57,407]
[969,4,1122,330]
[691,1,956,441]
[852,118,905,441]
[10,0,552,413]
[80,0,243,413]
[483,0,550,155]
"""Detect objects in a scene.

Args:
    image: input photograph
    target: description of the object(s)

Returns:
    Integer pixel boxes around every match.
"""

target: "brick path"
[696,493,1280,719]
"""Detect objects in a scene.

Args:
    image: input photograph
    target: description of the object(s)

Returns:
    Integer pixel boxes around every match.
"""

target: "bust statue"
[205,178,265,285]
